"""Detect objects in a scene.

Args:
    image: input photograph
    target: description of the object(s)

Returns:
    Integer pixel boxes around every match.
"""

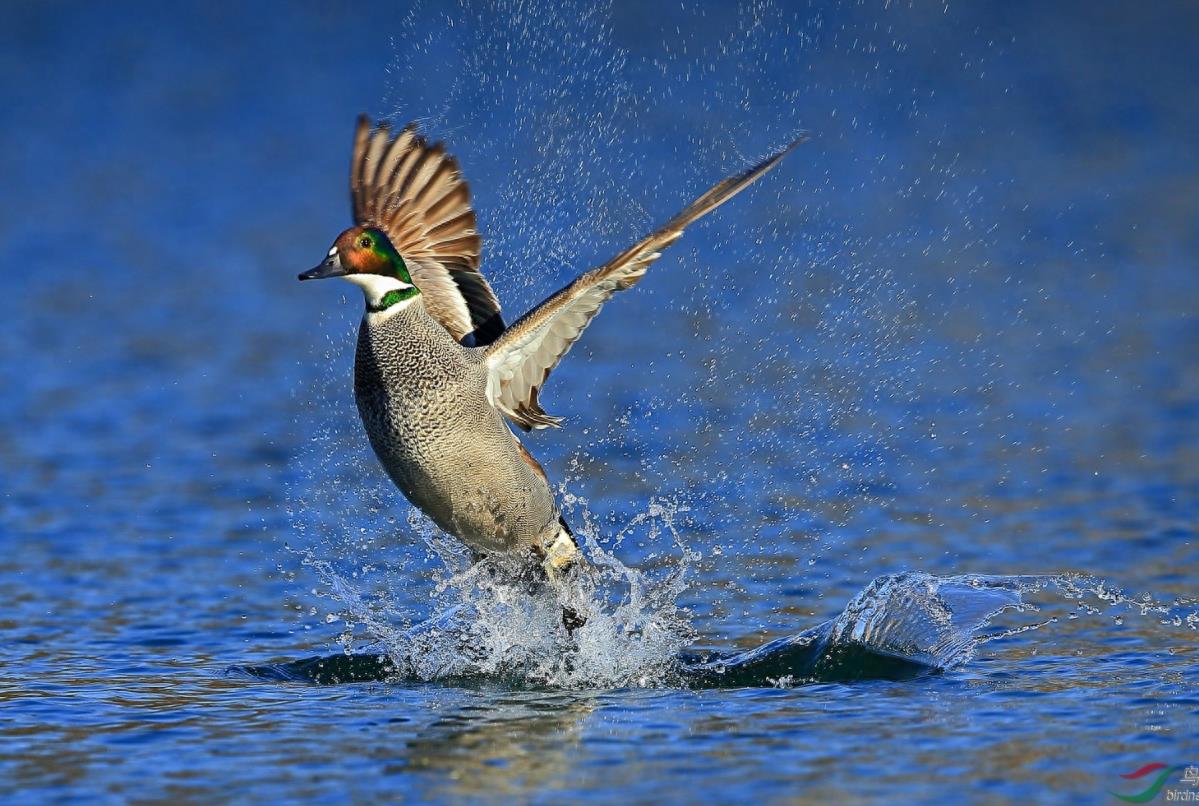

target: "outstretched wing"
[484,136,807,430]
[350,115,504,345]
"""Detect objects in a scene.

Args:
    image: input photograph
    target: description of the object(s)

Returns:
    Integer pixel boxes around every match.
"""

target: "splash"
[287,499,697,688]
[238,562,1197,688]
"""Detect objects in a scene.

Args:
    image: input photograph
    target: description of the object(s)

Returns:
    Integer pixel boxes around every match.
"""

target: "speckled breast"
[352,303,559,554]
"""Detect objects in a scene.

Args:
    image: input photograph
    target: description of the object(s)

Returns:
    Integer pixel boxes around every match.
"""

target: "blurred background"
[1,0,1196,801]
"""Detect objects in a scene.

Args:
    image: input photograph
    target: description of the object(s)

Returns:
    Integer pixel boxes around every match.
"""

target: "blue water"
[2,0,1197,802]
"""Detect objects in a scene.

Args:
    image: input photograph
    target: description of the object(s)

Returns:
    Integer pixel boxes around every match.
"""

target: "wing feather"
[350,115,504,345]
[484,135,807,430]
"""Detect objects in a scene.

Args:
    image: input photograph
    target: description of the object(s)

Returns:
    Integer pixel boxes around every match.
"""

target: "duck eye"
[358,236,371,249]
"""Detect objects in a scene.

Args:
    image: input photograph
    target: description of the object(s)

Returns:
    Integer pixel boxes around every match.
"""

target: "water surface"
[2,1,1197,802]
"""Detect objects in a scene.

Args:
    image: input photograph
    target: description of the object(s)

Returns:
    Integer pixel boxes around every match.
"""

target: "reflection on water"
[404,693,596,795]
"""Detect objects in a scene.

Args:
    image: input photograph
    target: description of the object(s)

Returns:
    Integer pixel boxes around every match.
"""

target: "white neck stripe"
[343,273,419,316]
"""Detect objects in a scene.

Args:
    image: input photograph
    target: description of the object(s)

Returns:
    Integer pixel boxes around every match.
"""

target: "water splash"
[281,500,697,688]
[237,562,1199,688]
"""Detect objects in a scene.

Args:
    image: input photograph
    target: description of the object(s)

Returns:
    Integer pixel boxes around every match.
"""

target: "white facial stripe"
[327,246,338,257]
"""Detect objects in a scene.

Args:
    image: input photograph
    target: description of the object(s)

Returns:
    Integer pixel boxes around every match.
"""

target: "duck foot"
[562,604,587,633]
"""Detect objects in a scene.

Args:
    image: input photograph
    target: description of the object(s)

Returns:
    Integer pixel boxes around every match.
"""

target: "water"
[2,0,1197,802]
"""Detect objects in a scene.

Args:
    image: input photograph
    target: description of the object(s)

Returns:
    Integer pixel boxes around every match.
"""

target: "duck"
[300,116,803,627]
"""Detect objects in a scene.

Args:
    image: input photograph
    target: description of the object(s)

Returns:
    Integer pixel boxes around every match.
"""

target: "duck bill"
[299,253,348,281]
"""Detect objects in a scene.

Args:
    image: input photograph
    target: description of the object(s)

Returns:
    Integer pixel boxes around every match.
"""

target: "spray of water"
[273,0,1196,688]
[289,500,697,688]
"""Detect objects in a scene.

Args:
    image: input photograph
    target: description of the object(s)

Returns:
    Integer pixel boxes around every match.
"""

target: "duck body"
[300,115,803,596]
[353,298,558,555]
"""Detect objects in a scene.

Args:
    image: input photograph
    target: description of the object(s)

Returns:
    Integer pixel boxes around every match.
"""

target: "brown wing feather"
[484,135,808,430]
[349,115,504,345]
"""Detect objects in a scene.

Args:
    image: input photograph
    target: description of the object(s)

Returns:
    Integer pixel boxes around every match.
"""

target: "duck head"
[300,226,420,312]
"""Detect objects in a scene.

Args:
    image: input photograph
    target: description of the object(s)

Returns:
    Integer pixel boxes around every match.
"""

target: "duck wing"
[350,115,504,345]
[483,136,807,430]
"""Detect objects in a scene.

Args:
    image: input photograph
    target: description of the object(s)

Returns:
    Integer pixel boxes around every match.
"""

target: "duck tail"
[539,516,582,574]
[538,517,587,632]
